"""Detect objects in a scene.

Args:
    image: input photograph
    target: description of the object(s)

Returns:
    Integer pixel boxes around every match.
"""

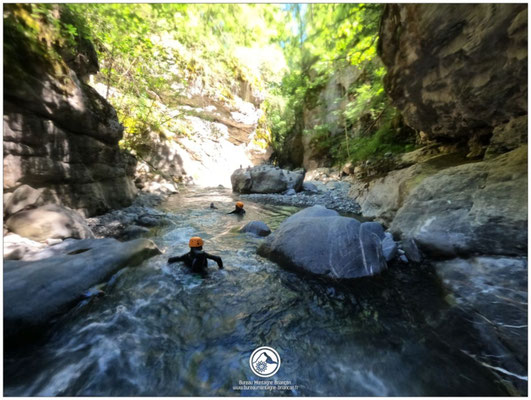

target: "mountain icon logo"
[249,346,281,377]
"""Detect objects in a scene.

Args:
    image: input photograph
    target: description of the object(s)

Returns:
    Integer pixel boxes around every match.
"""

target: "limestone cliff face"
[3,6,136,217]
[378,4,527,147]
[349,4,528,259]
[104,73,272,191]
[130,89,271,189]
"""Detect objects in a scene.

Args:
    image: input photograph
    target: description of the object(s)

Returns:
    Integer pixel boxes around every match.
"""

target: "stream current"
[4,187,509,396]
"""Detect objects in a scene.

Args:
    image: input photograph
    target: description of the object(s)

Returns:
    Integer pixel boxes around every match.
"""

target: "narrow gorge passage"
[3,3,527,397]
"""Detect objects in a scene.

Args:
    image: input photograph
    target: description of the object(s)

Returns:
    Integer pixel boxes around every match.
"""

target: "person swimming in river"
[228,201,245,215]
[167,236,223,276]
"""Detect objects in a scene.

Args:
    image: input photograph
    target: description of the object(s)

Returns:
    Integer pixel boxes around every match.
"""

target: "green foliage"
[5,4,413,168]
[268,3,414,167]
[335,109,416,165]
[61,4,290,152]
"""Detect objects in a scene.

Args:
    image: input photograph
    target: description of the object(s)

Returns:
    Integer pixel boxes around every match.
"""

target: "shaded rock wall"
[369,8,528,391]
[379,4,527,145]
[351,3,529,260]
[3,6,136,217]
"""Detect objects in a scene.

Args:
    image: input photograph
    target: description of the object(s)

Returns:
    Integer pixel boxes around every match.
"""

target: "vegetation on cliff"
[268,4,416,168]
[4,4,415,169]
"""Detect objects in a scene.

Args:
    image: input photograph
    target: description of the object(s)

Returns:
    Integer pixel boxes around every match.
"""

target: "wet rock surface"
[4,238,161,338]
[433,256,528,394]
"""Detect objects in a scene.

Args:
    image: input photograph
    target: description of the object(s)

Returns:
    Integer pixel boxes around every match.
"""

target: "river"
[4,187,509,396]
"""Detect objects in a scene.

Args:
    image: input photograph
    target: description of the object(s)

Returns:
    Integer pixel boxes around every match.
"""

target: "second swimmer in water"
[228,201,245,215]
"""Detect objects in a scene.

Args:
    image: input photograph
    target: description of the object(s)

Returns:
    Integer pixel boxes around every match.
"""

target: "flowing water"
[4,187,509,396]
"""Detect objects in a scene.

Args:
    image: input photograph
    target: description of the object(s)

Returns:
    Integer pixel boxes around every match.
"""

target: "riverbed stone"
[240,221,271,237]
[6,204,94,242]
[258,205,387,279]
[4,238,161,337]
[3,233,47,260]
[284,188,296,196]
[302,182,319,193]
[382,232,398,262]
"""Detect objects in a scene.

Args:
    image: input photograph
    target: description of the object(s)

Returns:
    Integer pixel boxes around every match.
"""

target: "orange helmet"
[236,201,244,208]
[189,236,204,248]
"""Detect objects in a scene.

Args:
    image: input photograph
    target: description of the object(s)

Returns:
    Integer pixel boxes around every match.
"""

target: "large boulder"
[258,205,387,279]
[379,4,527,147]
[231,165,305,194]
[391,146,527,258]
[4,238,161,337]
[231,168,253,193]
[5,204,94,242]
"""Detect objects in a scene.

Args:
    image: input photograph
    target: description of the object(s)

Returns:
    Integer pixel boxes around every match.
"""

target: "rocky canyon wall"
[373,3,528,258]
[4,6,137,218]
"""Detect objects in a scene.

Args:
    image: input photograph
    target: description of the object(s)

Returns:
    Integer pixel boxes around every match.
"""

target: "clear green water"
[4,187,508,396]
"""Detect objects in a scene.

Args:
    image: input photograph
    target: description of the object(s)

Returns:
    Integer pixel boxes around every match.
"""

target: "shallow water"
[4,187,509,396]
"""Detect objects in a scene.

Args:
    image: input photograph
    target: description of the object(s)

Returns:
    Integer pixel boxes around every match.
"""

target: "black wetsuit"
[168,248,223,275]
[228,207,245,215]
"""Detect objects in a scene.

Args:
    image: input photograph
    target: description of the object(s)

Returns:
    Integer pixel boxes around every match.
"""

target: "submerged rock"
[258,205,387,279]
[231,165,305,194]
[4,238,161,338]
[6,204,94,242]
[120,225,150,240]
[434,256,528,393]
[240,221,271,237]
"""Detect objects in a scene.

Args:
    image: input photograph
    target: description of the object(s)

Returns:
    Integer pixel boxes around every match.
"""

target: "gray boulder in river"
[4,238,161,338]
[231,165,305,194]
[258,205,388,279]
[240,221,271,237]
